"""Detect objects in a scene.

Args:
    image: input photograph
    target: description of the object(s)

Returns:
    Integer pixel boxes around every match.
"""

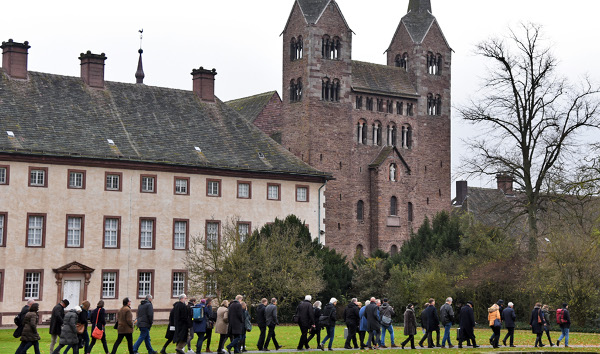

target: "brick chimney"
[191,67,217,102]
[496,174,514,195]
[455,180,468,206]
[79,51,107,88]
[1,39,30,79]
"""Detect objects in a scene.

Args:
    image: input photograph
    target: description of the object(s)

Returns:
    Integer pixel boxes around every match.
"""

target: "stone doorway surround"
[52,261,95,304]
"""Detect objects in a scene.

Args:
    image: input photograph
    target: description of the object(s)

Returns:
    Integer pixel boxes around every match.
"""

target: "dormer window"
[322,35,341,60]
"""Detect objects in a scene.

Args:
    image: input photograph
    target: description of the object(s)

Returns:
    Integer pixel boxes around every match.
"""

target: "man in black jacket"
[423,298,440,348]
[458,301,478,348]
[557,303,571,347]
[440,297,454,348]
[226,295,245,354]
[49,299,69,353]
[174,294,191,354]
[256,298,268,351]
[296,295,315,350]
[263,298,282,351]
[502,302,516,347]
[133,295,156,354]
[343,298,360,349]
[365,297,380,349]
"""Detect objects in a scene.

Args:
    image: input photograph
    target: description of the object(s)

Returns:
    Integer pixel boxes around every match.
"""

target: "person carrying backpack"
[192,299,208,354]
[556,303,571,347]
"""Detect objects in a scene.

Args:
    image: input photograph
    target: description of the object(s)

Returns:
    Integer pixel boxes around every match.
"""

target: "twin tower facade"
[250,0,450,257]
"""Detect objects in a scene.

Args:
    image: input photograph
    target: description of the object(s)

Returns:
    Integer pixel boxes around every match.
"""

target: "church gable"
[420,19,451,51]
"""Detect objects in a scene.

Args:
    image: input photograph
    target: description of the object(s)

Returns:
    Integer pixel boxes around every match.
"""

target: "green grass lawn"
[1,325,599,354]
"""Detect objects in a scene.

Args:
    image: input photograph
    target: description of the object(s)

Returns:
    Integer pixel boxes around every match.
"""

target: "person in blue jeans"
[133,295,157,354]
[321,298,338,350]
[379,299,396,348]
[440,297,455,348]
[557,303,571,347]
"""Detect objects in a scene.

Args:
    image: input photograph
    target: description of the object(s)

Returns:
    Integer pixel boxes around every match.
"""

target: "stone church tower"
[278,0,451,258]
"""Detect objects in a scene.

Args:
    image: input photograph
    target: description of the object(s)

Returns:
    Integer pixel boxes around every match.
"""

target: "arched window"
[322,77,340,102]
[290,38,296,61]
[427,52,442,75]
[357,120,367,144]
[297,36,303,59]
[389,164,397,182]
[356,244,364,258]
[387,123,396,146]
[401,125,412,149]
[297,78,303,101]
[395,53,408,70]
[390,196,398,215]
[289,79,297,102]
[322,35,341,60]
[372,121,382,146]
[357,200,364,220]
[407,202,414,222]
[390,245,398,256]
[435,94,442,115]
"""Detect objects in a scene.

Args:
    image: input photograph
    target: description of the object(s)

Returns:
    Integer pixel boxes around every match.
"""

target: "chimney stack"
[191,67,217,102]
[496,174,514,195]
[79,51,107,88]
[1,39,30,79]
[455,180,468,206]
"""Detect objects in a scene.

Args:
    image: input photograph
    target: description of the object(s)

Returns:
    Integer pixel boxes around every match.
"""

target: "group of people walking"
[12,294,574,354]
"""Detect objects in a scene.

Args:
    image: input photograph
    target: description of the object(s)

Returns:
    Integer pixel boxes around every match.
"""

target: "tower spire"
[407,0,431,13]
[135,29,145,84]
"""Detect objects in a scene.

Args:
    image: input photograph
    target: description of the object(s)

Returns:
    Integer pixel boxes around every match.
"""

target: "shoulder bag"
[92,309,104,339]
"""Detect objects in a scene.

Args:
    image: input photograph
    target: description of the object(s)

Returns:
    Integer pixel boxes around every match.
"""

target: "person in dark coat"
[256,298,268,351]
[226,295,245,354]
[530,302,546,347]
[306,301,322,349]
[160,303,178,354]
[502,302,516,347]
[204,298,216,353]
[423,299,440,348]
[192,299,209,354]
[173,294,191,354]
[78,301,91,354]
[320,298,338,351]
[263,298,281,351]
[343,298,360,349]
[357,302,367,349]
[241,302,252,352]
[542,305,554,347]
[439,297,454,348]
[89,301,109,354]
[110,298,134,354]
[296,295,315,350]
[557,303,571,347]
[186,298,197,352]
[364,297,380,349]
[458,301,478,348]
[49,299,69,354]
[53,306,81,354]
[15,303,40,354]
[401,304,417,350]
[14,299,34,339]
[133,295,157,354]
[417,303,429,347]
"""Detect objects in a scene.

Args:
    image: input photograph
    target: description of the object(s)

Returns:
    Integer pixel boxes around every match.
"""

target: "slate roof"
[457,187,527,234]
[369,146,411,173]
[402,1,436,44]
[297,0,330,24]
[225,91,278,123]
[351,61,418,98]
[0,70,330,179]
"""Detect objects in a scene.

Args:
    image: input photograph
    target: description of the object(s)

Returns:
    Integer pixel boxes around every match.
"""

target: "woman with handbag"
[215,300,230,353]
[530,303,546,347]
[487,303,501,348]
[52,306,81,354]
[78,301,91,354]
[89,301,109,354]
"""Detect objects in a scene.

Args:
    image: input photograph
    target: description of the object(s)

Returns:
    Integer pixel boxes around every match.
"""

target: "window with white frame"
[104,218,119,248]
[207,180,220,197]
[140,219,154,249]
[27,215,44,247]
[237,223,249,243]
[174,221,187,250]
[138,272,152,297]
[175,178,188,195]
[106,174,120,191]
[102,272,117,298]
[69,171,84,189]
[296,186,308,202]
[267,184,280,200]
[172,272,185,297]
[141,176,155,193]
[237,182,250,199]
[67,216,82,247]
[205,274,217,297]
[0,167,7,184]
[30,169,45,186]
[24,272,41,299]
[206,222,219,250]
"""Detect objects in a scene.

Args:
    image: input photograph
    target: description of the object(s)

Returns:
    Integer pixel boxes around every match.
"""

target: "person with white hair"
[296,295,315,350]
[440,297,454,348]
[133,294,156,354]
[54,305,83,354]
[320,298,338,351]
[172,294,190,354]
[502,302,516,347]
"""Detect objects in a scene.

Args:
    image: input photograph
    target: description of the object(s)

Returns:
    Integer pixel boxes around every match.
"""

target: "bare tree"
[458,23,600,256]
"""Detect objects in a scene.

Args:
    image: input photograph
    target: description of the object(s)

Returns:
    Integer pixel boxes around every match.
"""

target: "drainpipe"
[317,180,327,244]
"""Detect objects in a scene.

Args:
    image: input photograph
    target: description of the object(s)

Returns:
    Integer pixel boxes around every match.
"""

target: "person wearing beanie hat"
[50,299,70,353]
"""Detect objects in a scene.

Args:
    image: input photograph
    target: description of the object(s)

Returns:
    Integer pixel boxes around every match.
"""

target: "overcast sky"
[2,0,599,194]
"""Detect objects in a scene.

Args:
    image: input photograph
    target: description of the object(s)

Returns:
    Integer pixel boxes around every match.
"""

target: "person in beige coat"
[215,300,230,353]
[110,297,134,354]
